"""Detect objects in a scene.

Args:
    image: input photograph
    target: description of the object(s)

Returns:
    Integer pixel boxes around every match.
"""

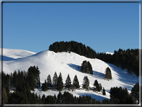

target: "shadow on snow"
[77,92,109,102]
[1,55,16,61]
[106,62,139,91]
[68,63,105,79]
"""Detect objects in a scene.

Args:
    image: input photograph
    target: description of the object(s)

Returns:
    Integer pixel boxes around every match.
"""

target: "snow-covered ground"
[105,52,114,55]
[1,48,139,102]
[31,88,110,102]
[0,48,36,60]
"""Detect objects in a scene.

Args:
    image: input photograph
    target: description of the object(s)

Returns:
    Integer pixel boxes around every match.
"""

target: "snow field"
[2,48,139,101]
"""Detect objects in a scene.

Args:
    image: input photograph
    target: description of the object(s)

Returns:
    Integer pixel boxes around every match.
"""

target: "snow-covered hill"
[0,48,36,60]
[2,48,139,101]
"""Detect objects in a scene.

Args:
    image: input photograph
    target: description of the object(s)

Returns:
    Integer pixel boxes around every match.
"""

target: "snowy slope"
[0,48,36,60]
[2,48,139,101]
[105,52,114,55]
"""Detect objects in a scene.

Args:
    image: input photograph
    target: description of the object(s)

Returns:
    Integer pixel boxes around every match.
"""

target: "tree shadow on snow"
[77,92,109,102]
[92,70,105,79]
[68,63,105,79]
[106,63,139,91]
[68,63,81,72]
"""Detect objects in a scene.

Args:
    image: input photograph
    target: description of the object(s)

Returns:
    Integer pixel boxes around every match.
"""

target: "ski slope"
[2,48,139,101]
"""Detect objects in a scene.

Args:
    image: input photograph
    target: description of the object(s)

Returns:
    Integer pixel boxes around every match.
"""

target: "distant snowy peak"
[0,48,36,59]
[105,52,114,55]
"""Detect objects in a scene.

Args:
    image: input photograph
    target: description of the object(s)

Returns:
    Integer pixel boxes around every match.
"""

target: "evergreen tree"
[105,67,112,79]
[73,75,79,88]
[102,87,106,95]
[27,66,40,88]
[47,74,52,87]
[57,72,63,91]
[88,61,93,74]
[98,84,102,91]
[65,74,71,89]
[13,71,17,88]
[26,73,36,90]
[94,80,99,91]
[45,95,56,104]
[57,92,63,104]
[81,60,93,74]
[42,94,45,104]
[53,72,58,88]
[83,76,89,90]
[42,80,48,91]
[131,82,139,103]
[110,87,136,104]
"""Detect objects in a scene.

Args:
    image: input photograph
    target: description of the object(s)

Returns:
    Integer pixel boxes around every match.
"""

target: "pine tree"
[13,71,17,88]
[73,75,79,88]
[42,94,45,104]
[42,80,48,91]
[65,74,71,89]
[88,61,93,74]
[26,73,36,90]
[27,66,40,88]
[57,92,62,104]
[57,72,63,91]
[81,60,93,74]
[53,72,58,88]
[98,84,102,91]
[47,74,52,87]
[45,95,56,104]
[94,80,99,91]
[105,67,112,79]
[102,87,106,95]
[83,76,89,90]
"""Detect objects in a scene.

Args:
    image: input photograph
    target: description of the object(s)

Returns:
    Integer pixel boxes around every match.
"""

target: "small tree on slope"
[65,74,71,89]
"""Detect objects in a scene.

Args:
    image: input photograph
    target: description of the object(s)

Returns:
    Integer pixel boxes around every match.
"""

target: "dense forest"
[2,66,139,105]
[49,41,140,77]
[49,41,96,58]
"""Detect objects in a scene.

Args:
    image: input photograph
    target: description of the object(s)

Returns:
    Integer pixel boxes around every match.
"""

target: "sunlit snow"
[2,48,139,102]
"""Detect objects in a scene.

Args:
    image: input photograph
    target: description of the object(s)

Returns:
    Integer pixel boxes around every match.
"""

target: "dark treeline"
[2,68,138,104]
[2,66,41,104]
[49,41,139,76]
[96,48,140,77]
[49,41,96,58]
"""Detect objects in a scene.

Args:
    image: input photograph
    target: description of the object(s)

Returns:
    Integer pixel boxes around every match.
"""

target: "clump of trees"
[110,86,136,104]
[42,80,48,91]
[27,66,40,89]
[105,67,112,80]
[93,80,102,92]
[49,41,96,58]
[131,82,139,103]
[81,60,93,74]
[2,66,42,104]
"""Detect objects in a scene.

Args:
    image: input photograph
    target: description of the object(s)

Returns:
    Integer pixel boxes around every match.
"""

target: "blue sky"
[3,3,139,53]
